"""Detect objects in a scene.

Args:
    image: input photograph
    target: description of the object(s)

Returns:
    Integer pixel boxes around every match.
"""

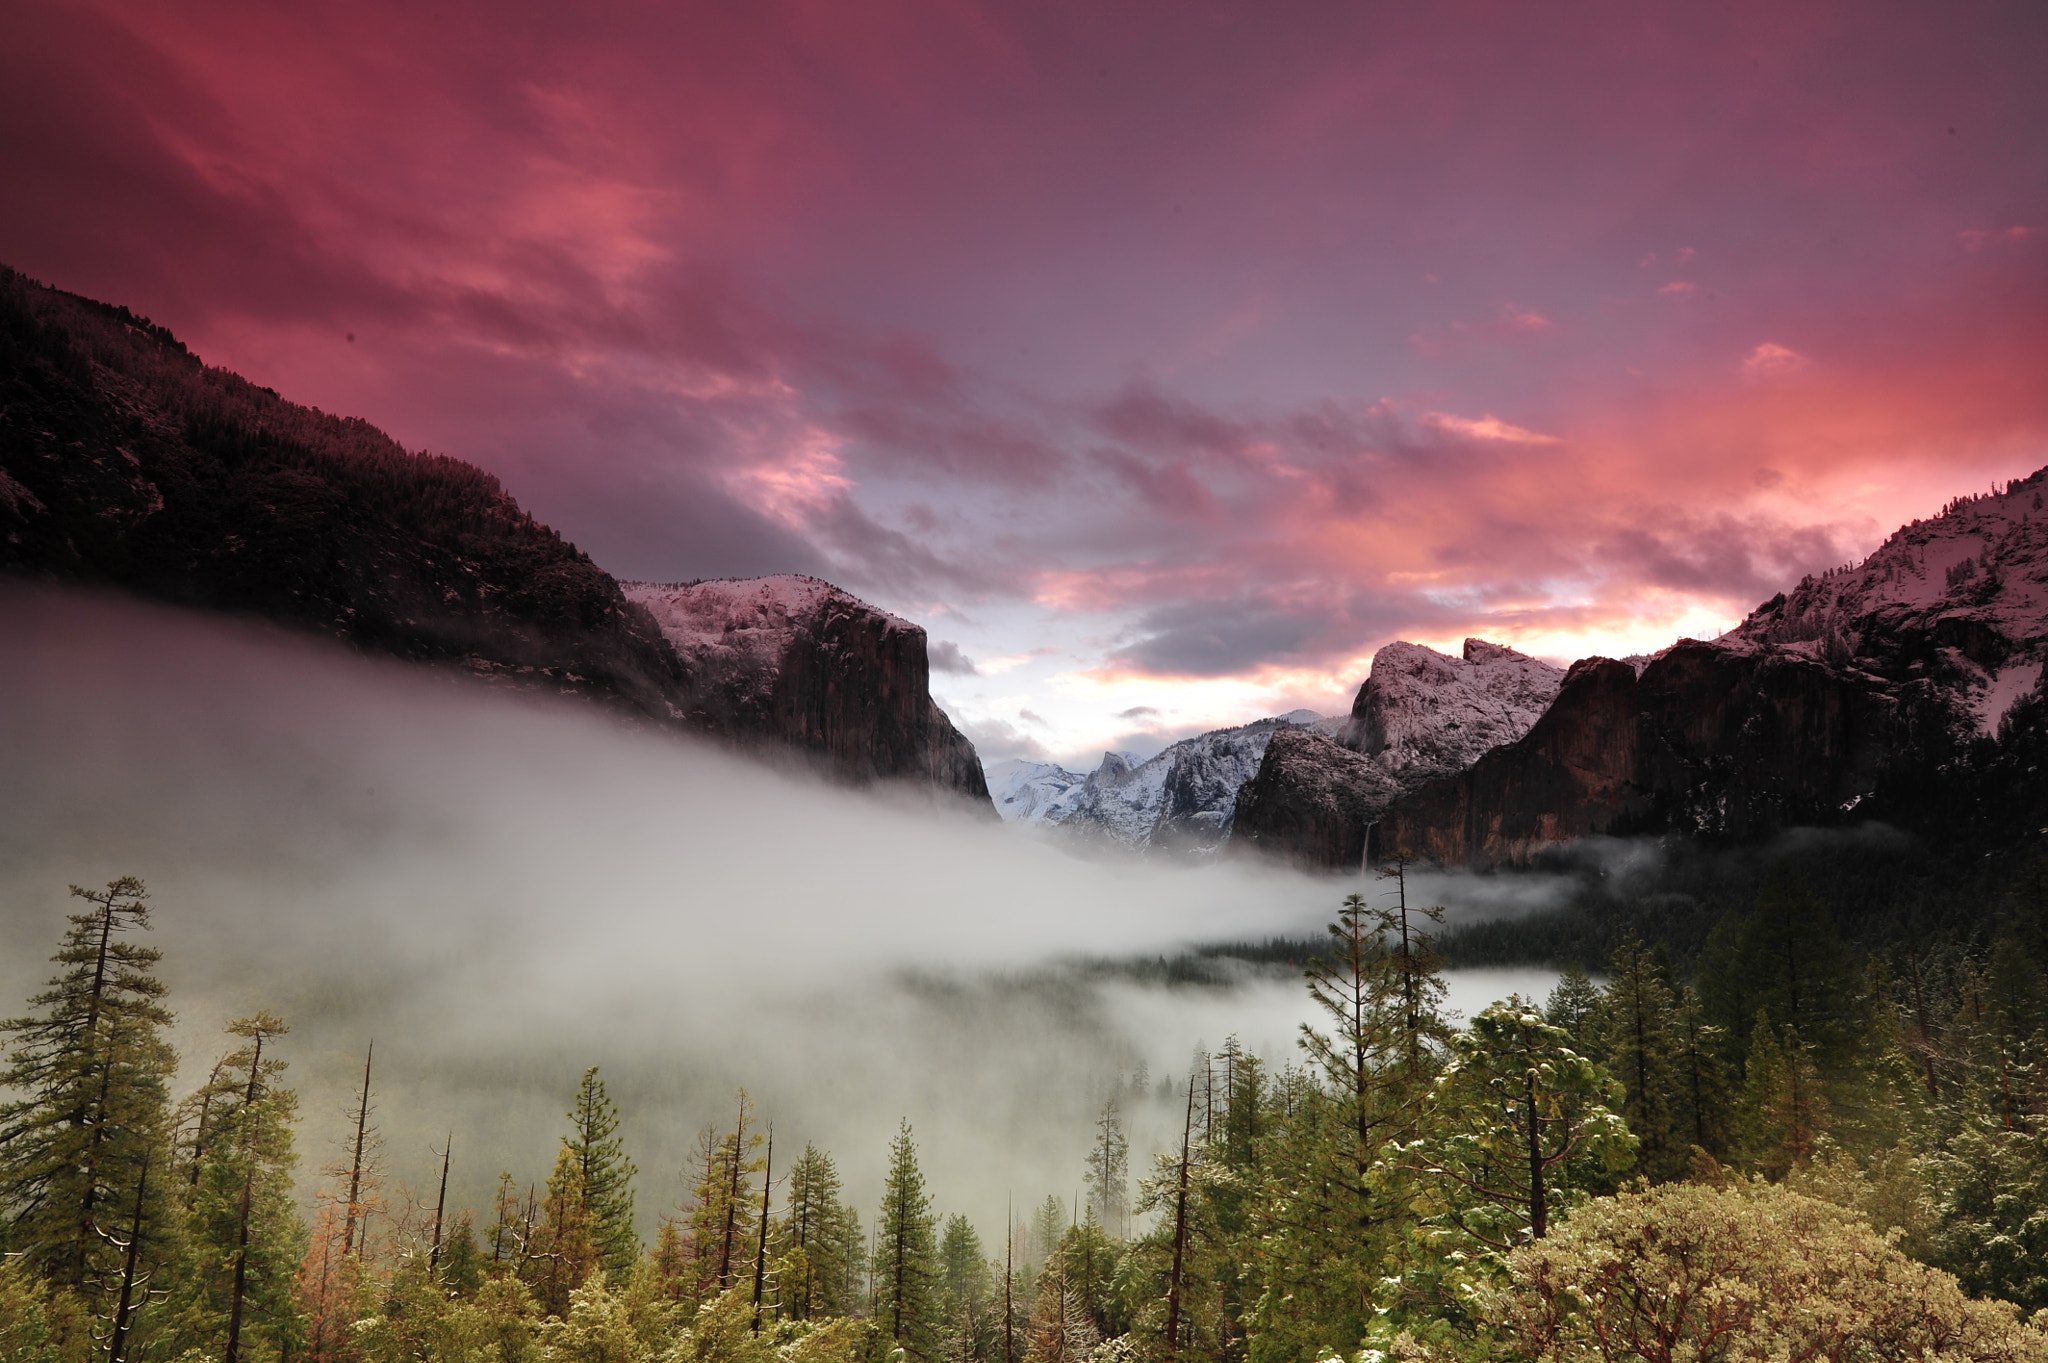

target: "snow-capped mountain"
[1369,470,2048,867]
[1727,480,2048,736]
[988,715,1342,853]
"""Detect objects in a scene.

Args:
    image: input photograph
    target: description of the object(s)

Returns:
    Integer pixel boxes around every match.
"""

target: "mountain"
[1229,639,1566,867]
[626,575,990,801]
[0,266,991,808]
[988,712,1342,854]
[1365,473,2048,867]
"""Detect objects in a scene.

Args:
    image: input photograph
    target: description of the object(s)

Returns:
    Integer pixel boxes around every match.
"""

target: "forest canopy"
[3,863,2046,1363]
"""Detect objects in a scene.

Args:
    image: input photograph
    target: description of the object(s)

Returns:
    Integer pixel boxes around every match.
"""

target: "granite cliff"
[1342,475,2048,867]
[627,576,990,803]
[1228,638,1564,868]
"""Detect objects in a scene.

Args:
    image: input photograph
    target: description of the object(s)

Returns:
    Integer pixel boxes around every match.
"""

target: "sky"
[3,0,2045,767]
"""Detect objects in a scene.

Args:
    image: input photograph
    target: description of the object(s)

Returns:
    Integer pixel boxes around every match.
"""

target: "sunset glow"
[4,0,2042,764]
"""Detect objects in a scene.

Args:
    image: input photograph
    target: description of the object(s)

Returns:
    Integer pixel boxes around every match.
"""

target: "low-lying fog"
[0,585,1559,1243]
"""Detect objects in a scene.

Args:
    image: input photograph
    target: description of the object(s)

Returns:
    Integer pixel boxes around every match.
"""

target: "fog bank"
[0,585,1556,1240]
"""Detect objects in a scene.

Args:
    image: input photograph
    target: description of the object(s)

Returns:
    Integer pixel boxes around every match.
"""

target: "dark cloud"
[1115,706,1159,720]
[928,640,978,675]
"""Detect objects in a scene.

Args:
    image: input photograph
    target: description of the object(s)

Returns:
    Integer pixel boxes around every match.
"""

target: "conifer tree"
[562,1066,638,1279]
[773,1142,861,1320]
[1416,998,1636,1251]
[176,1013,306,1363]
[527,1142,598,1315]
[939,1214,995,1362]
[876,1121,942,1360]
[0,878,177,1295]
[1083,1099,1128,1239]
[1734,1014,1830,1178]
[688,1090,765,1302]
[1545,965,1601,1047]
[1594,928,1681,1180]
[1022,1242,1098,1363]
[1671,986,1733,1161]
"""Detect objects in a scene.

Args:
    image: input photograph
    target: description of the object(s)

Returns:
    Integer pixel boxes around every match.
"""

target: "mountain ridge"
[0,266,992,809]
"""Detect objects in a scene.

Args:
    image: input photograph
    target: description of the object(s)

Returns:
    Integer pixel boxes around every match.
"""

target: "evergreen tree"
[688,1090,765,1302]
[1083,1099,1128,1240]
[0,878,177,1295]
[527,1141,598,1316]
[1022,1242,1098,1363]
[1544,965,1601,1047]
[772,1142,862,1321]
[1415,998,1636,1253]
[174,1013,306,1363]
[939,1214,997,1362]
[1670,986,1734,1162]
[560,1066,637,1279]
[1734,1014,1830,1178]
[1594,928,1681,1180]
[876,1122,942,1361]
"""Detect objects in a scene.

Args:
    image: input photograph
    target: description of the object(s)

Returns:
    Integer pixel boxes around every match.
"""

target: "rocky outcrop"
[0,266,994,810]
[1227,639,1561,868]
[1230,727,1402,870]
[1342,639,1564,780]
[626,577,992,806]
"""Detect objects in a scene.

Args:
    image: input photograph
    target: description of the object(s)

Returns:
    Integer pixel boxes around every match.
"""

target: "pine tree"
[1594,928,1681,1180]
[688,1090,765,1302]
[876,1121,942,1361]
[1416,997,1636,1251]
[0,878,177,1295]
[1022,1242,1098,1363]
[1671,986,1733,1162]
[1083,1099,1128,1239]
[527,1142,598,1315]
[939,1214,996,1362]
[1545,965,1601,1047]
[1734,1014,1830,1178]
[175,1013,306,1363]
[773,1142,861,1320]
[560,1066,637,1279]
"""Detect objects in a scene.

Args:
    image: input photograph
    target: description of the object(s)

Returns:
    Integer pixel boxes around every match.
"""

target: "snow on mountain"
[1728,473,2048,735]
[987,719,1332,853]
[627,575,907,687]
[1339,639,1566,778]
[986,758,1096,823]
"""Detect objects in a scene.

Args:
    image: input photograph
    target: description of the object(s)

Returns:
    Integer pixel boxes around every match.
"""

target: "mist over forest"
[0,583,1556,1231]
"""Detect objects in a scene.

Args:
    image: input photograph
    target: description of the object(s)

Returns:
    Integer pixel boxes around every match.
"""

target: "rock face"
[625,577,991,805]
[1342,639,1565,780]
[1228,639,1563,868]
[986,712,1340,853]
[1231,727,1402,870]
[1378,473,2048,865]
[0,266,994,810]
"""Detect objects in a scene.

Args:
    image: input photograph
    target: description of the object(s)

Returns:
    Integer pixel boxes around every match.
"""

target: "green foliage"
[1482,1181,2048,1363]
[772,1145,863,1323]
[169,1012,307,1363]
[0,1257,91,1363]
[874,1123,942,1361]
[565,1069,641,1280]
[0,878,177,1294]
[1413,998,1637,1254]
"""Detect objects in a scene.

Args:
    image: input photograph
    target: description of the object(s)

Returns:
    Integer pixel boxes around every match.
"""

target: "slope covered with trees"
[4,865,2047,1363]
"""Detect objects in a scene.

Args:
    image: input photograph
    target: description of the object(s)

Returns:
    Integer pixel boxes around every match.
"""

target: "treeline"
[4,867,2048,1363]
